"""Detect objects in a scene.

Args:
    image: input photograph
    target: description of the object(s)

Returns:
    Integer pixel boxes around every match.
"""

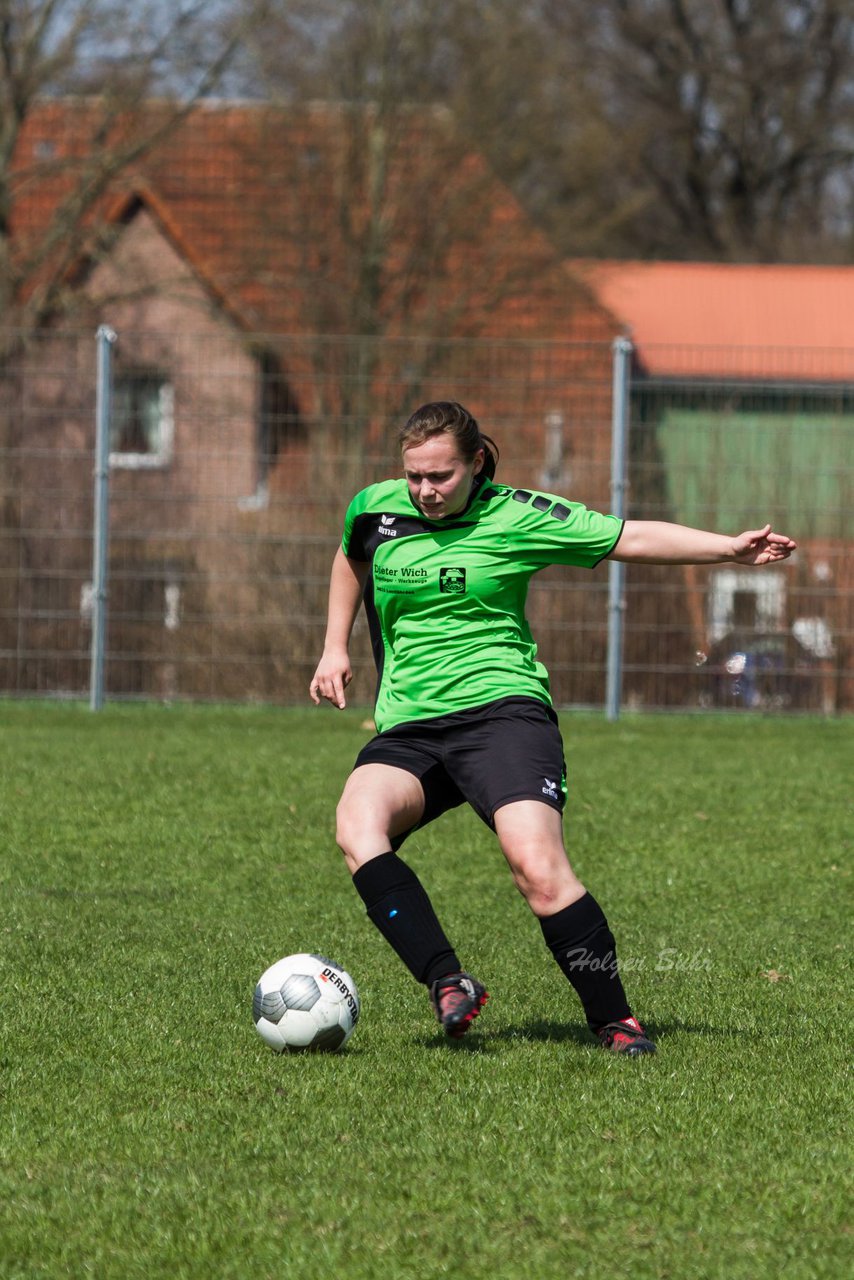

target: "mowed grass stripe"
[0,703,850,1279]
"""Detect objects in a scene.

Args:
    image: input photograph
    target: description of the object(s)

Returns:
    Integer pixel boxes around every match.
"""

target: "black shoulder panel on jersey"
[532,495,551,511]
[349,511,476,562]
[513,489,532,503]
[551,503,570,521]
[348,512,431,560]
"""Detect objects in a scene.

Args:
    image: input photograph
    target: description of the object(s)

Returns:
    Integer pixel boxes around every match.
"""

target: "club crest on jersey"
[439,566,467,595]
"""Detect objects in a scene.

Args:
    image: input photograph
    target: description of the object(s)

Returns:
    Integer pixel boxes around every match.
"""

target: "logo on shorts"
[542,777,559,800]
[439,566,467,594]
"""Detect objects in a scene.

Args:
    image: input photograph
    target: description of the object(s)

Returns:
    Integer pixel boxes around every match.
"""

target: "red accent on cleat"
[429,972,488,1039]
[597,1018,656,1056]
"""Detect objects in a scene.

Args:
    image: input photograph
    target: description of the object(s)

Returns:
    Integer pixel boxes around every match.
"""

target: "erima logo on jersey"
[381,515,396,525]
[439,566,466,594]
[378,513,398,538]
[542,778,559,799]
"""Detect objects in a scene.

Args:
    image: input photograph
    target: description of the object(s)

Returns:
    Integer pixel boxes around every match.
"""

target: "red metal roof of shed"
[574,260,854,382]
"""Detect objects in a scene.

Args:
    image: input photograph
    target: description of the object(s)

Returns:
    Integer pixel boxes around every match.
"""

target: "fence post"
[605,336,632,721]
[90,325,117,711]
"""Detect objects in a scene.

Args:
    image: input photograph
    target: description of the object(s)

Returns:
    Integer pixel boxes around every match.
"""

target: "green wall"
[652,407,852,538]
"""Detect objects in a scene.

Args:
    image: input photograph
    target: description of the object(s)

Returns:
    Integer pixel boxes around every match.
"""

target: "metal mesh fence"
[0,329,851,712]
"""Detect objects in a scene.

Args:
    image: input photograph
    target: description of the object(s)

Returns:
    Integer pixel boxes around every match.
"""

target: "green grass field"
[0,703,850,1279]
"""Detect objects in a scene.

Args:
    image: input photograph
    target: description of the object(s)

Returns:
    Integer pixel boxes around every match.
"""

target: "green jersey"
[342,476,622,732]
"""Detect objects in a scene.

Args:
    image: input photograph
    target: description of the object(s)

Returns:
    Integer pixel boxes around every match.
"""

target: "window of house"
[239,352,305,509]
[83,574,182,631]
[707,568,786,643]
[110,371,174,469]
[539,409,569,491]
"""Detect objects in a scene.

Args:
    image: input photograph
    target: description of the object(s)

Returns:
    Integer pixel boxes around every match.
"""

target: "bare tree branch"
[0,0,249,342]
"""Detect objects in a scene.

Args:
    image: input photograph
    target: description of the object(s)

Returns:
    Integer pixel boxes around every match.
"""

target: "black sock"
[539,892,633,1031]
[352,852,461,986]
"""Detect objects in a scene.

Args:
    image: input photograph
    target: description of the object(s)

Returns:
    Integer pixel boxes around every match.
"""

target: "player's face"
[402,436,484,519]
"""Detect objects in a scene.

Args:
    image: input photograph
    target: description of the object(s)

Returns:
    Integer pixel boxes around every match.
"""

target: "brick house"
[3,101,620,701]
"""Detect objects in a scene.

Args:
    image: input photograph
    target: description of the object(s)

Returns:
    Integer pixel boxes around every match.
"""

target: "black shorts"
[353,696,567,850]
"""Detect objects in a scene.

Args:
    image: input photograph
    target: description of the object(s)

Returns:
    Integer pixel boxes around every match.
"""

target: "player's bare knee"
[334,795,363,857]
[335,797,387,868]
[508,855,585,916]
[513,875,561,916]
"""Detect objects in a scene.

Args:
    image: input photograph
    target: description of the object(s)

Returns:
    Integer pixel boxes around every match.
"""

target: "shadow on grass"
[418,1021,591,1052]
[417,1016,757,1052]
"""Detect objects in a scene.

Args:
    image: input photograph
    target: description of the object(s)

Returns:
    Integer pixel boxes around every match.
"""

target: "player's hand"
[309,649,352,709]
[731,525,797,565]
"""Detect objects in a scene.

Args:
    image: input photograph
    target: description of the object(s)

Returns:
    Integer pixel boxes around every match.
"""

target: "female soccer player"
[309,402,796,1054]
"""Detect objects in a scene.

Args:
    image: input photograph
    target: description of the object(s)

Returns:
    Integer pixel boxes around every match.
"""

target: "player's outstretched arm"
[611,520,797,566]
[309,548,369,709]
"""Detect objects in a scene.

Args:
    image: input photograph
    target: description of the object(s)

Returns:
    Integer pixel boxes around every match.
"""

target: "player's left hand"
[731,525,797,565]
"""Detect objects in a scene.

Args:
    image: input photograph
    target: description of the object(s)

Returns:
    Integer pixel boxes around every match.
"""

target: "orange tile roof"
[12,99,599,344]
[574,260,854,381]
[17,103,849,386]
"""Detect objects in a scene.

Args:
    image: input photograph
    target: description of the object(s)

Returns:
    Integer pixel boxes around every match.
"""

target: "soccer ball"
[252,953,360,1053]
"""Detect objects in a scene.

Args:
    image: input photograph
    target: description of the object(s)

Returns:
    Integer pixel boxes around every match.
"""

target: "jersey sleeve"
[505,492,623,568]
[341,488,371,560]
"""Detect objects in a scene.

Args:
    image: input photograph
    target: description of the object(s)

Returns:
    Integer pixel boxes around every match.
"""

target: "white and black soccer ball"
[252,953,360,1053]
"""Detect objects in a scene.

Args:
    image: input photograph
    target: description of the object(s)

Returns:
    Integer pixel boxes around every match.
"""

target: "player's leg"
[493,799,655,1055]
[446,700,654,1055]
[491,798,585,916]
[337,762,485,1034]
[335,761,425,874]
